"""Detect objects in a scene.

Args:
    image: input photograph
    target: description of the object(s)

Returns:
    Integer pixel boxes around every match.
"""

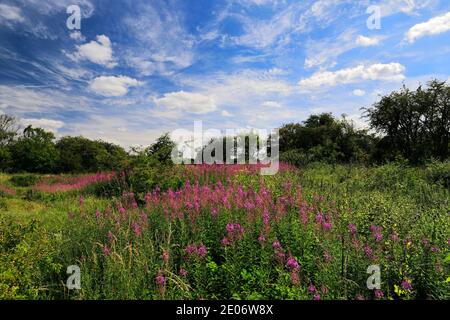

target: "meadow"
[0,162,449,300]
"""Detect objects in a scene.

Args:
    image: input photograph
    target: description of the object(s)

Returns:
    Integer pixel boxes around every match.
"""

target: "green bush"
[426,160,450,189]
[10,174,40,187]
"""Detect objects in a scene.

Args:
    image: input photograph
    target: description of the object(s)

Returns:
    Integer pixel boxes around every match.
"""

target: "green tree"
[56,136,128,173]
[10,126,59,173]
[365,80,449,163]
[0,115,18,171]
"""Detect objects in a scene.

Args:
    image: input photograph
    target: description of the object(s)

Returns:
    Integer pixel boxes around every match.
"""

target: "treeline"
[0,80,448,173]
[280,79,449,166]
[0,122,128,173]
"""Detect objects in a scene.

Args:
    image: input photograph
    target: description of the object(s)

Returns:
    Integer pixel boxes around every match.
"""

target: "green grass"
[0,163,449,300]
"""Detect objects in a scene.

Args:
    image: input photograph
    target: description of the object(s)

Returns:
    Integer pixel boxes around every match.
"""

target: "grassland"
[0,162,449,300]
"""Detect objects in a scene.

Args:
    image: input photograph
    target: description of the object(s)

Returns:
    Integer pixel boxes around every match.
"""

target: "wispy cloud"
[406,12,450,43]
[0,4,24,23]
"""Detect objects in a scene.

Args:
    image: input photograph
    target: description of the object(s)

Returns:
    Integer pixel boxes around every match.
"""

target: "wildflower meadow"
[0,162,448,300]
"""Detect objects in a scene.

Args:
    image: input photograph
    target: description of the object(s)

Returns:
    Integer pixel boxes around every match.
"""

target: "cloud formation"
[406,12,450,43]
[154,91,217,115]
[68,35,117,68]
[299,63,406,89]
[89,76,142,97]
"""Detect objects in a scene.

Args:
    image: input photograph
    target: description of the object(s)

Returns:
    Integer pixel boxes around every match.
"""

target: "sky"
[0,0,449,149]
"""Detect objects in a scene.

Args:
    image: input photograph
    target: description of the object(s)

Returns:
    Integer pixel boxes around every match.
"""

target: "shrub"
[10,174,39,187]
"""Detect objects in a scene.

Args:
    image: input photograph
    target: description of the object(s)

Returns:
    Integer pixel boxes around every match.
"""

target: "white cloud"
[221,110,232,117]
[0,85,89,113]
[0,4,24,23]
[305,30,384,69]
[70,31,86,41]
[353,89,366,96]
[154,91,217,114]
[377,0,436,17]
[261,101,282,108]
[299,63,406,89]
[69,35,117,68]
[180,69,293,109]
[406,12,450,43]
[23,0,95,17]
[356,35,382,46]
[234,5,299,49]
[89,76,143,97]
[124,2,195,76]
[21,118,64,133]
[346,114,369,130]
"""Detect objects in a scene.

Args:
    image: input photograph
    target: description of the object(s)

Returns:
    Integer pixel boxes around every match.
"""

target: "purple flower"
[390,233,399,242]
[226,223,235,233]
[286,256,300,271]
[262,211,270,225]
[179,268,188,277]
[323,251,332,263]
[197,245,207,258]
[185,245,197,255]
[374,232,383,242]
[308,284,316,293]
[275,251,286,263]
[258,235,266,243]
[370,225,378,233]
[132,222,142,237]
[401,280,413,291]
[313,294,321,300]
[431,246,440,253]
[315,213,324,224]
[95,210,101,219]
[102,245,111,257]
[272,241,282,250]
[348,223,357,234]
[119,207,126,215]
[155,274,166,286]
[221,237,230,246]
[364,243,373,257]
[322,221,332,231]
[374,289,384,299]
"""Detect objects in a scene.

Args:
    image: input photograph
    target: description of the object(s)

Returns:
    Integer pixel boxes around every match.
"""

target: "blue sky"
[0,0,449,148]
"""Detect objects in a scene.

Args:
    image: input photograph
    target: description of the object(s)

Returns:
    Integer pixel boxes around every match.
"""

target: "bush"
[280,149,315,167]
[10,174,39,187]
[426,160,450,189]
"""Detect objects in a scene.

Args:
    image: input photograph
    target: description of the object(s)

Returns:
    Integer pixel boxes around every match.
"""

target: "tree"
[56,136,128,173]
[365,80,449,163]
[279,113,375,164]
[10,126,59,173]
[0,115,18,171]
[144,133,175,165]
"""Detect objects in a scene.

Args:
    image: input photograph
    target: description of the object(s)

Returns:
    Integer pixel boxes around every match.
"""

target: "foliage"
[0,163,448,300]
[9,126,59,173]
[365,80,449,164]
[279,113,375,166]
[56,136,128,173]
